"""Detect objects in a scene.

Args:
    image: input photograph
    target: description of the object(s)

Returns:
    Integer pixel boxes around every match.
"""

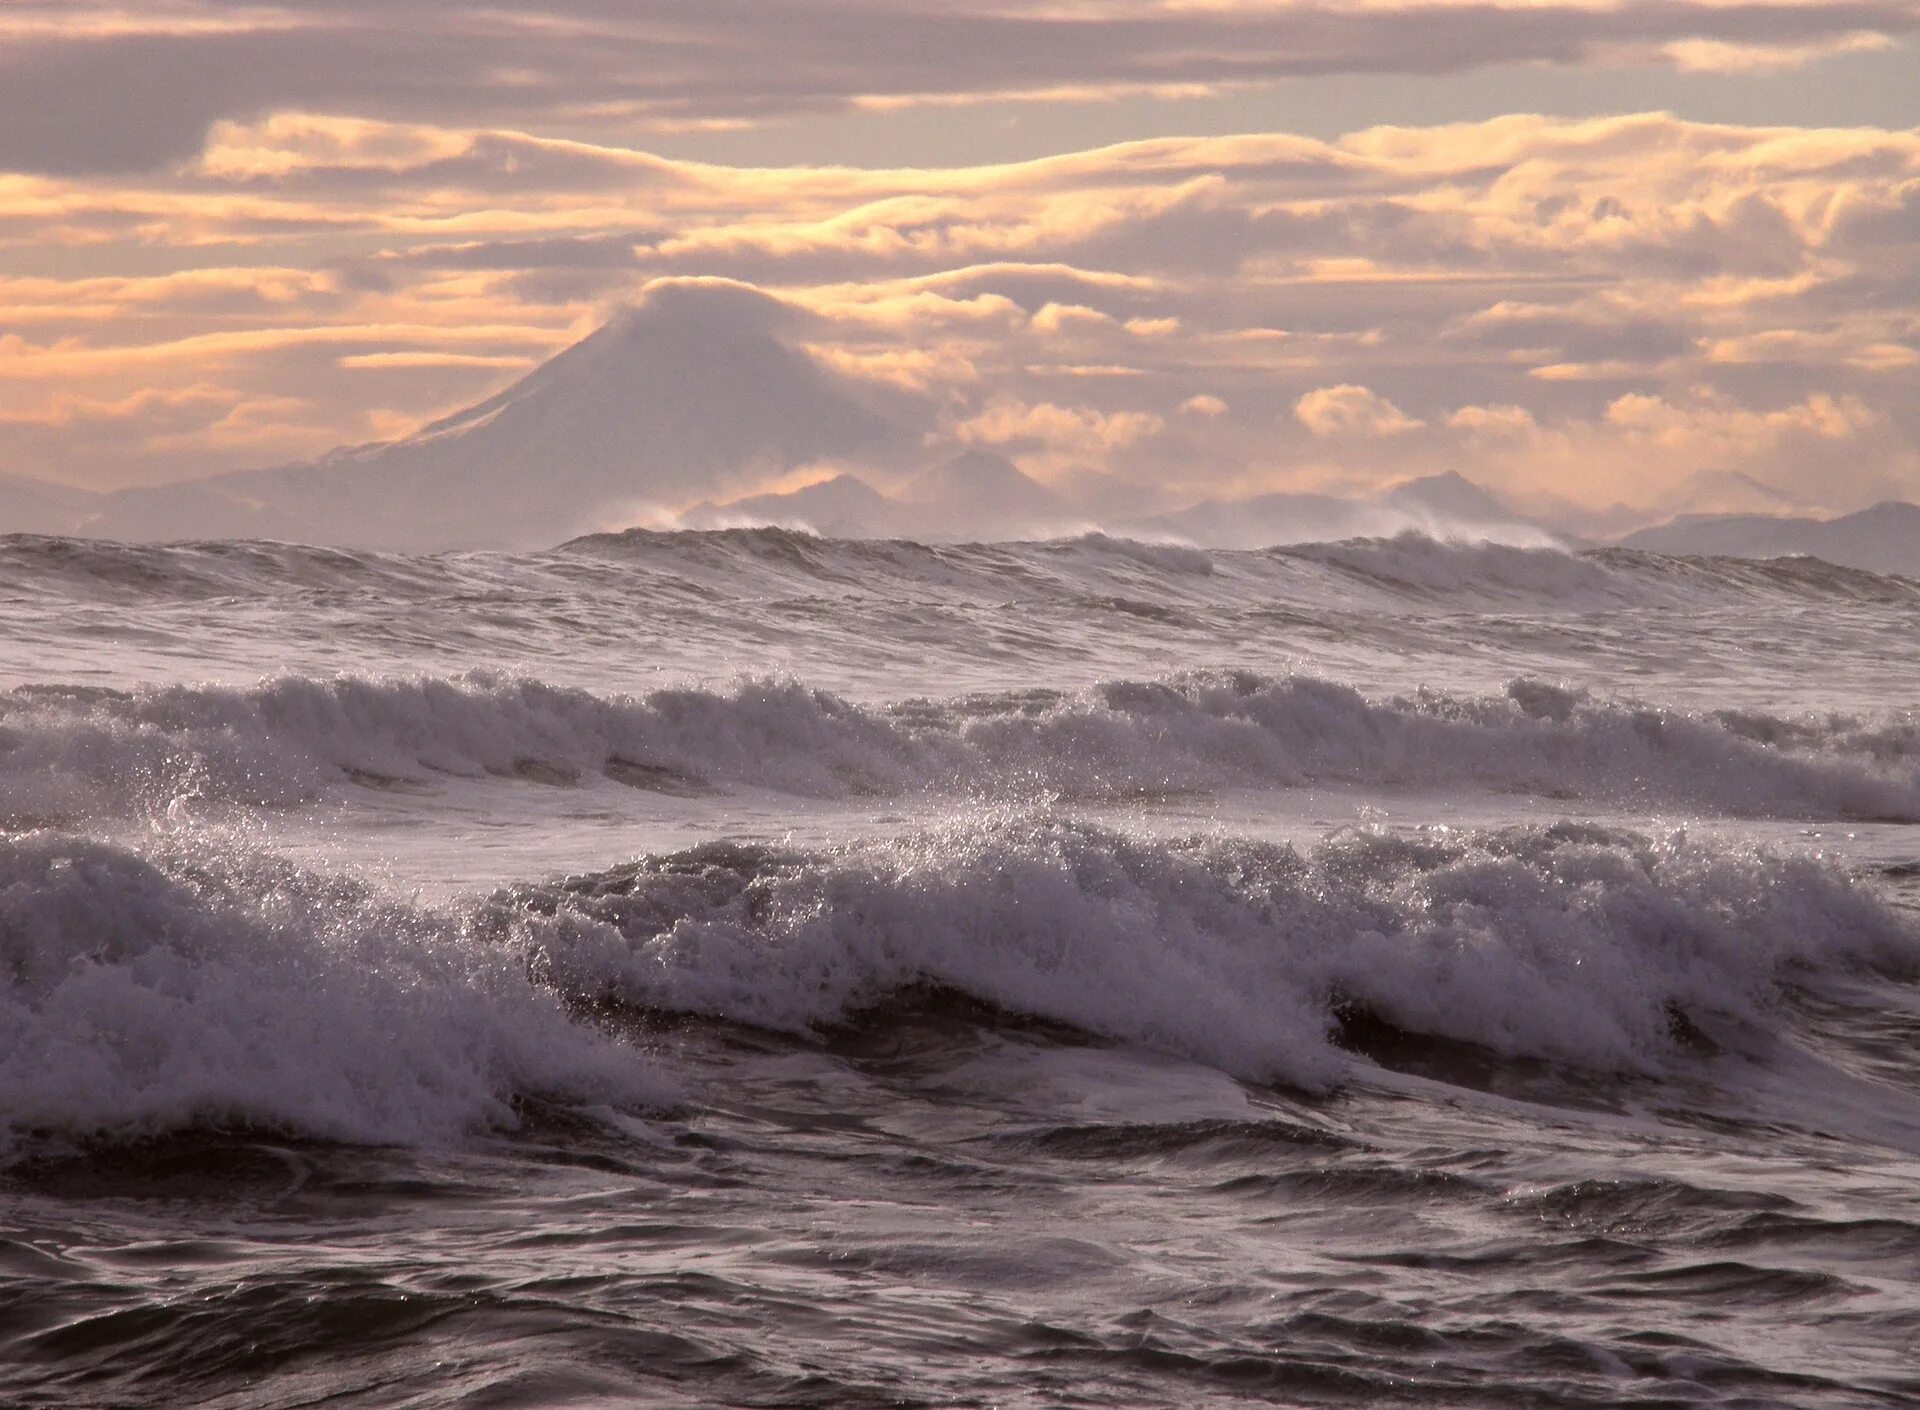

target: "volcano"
[80,281,914,550]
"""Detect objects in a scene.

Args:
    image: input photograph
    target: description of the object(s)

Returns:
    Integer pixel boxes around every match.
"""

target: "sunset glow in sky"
[5,0,1918,521]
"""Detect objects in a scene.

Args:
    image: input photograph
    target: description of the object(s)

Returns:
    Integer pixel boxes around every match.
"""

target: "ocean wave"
[0,532,443,601]
[0,832,668,1155]
[1274,536,1621,601]
[1276,536,1919,605]
[7,819,1910,1151]
[569,525,1920,608]
[10,527,1919,612]
[507,816,1920,1088]
[6,669,1917,824]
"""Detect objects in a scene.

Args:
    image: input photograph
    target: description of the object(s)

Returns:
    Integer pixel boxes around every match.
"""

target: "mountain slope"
[0,473,96,535]
[80,281,913,550]
[1621,501,1920,577]
[679,473,899,536]
[1131,473,1549,549]
[678,452,1070,541]
[1381,470,1517,525]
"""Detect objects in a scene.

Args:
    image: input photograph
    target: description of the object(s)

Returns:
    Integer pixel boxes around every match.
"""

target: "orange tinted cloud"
[7,1,1914,176]
[2,107,1917,509]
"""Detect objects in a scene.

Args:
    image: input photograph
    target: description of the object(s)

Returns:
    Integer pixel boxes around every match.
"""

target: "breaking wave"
[6,817,1914,1151]
[6,669,1918,824]
[0,832,667,1155]
[512,815,1919,1087]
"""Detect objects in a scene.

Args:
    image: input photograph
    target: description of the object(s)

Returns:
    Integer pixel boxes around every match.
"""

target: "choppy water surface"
[4,528,1920,1408]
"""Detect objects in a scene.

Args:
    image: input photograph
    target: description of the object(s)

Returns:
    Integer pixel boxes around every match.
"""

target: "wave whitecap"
[6,669,1918,824]
[4,818,1913,1150]
[0,833,667,1154]
[512,816,1920,1087]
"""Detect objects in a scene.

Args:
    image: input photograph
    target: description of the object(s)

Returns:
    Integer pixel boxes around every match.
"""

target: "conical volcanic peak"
[81,281,916,550]
[418,280,827,447]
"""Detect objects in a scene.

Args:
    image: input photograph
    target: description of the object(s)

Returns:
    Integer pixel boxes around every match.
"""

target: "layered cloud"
[2,93,1917,517]
[6,1,1917,175]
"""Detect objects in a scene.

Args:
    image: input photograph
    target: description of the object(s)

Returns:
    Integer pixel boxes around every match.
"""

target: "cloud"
[1652,30,1896,74]
[0,381,339,484]
[5,107,1920,510]
[949,394,1166,474]
[1446,402,1537,437]
[1602,387,1879,446]
[1441,387,1908,516]
[336,351,536,370]
[1294,384,1423,436]
[4,1,1916,175]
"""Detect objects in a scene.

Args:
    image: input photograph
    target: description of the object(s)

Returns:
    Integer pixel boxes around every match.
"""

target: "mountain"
[1620,501,1920,577]
[1380,470,1517,526]
[0,472,96,535]
[79,280,914,550]
[1655,470,1817,518]
[898,451,1066,531]
[678,452,1069,541]
[1131,473,1549,549]
[679,473,899,536]
[1136,491,1400,548]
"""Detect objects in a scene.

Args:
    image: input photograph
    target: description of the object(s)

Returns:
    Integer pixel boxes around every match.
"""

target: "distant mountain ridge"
[1620,502,1920,578]
[1121,471,1554,550]
[0,472,95,535]
[4,282,1914,560]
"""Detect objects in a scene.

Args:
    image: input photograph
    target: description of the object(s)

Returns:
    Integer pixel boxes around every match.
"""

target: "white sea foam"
[516,816,1920,1089]
[5,670,1917,824]
[0,832,668,1153]
[5,816,1912,1149]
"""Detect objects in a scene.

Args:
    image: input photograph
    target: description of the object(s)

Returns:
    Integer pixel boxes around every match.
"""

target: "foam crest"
[0,833,666,1153]
[6,670,1918,824]
[5,819,1914,1147]
[510,817,1920,1088]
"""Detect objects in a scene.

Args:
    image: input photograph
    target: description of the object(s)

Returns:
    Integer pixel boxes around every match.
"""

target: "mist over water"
[6,527,1920,1408]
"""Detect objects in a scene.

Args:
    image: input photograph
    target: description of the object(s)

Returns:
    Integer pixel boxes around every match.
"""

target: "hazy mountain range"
[1619,503,1920,577]
[3,284,1915,575]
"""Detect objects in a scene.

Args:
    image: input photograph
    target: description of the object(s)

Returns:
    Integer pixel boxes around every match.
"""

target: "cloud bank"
[6,1,1916,174]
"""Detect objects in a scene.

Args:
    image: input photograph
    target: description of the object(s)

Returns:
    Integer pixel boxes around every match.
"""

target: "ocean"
[4,526,1919,1408]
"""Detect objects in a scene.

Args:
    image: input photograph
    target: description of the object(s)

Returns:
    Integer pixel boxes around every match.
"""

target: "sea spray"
[0,832,669,1153]
[6,669,1917,824]
[506,815,1920,1087]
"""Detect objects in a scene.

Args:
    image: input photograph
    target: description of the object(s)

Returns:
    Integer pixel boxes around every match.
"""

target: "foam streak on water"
[4,528,1920,1408]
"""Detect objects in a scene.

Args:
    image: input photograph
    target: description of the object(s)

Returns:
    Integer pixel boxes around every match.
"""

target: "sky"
[3,0,1919,523]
